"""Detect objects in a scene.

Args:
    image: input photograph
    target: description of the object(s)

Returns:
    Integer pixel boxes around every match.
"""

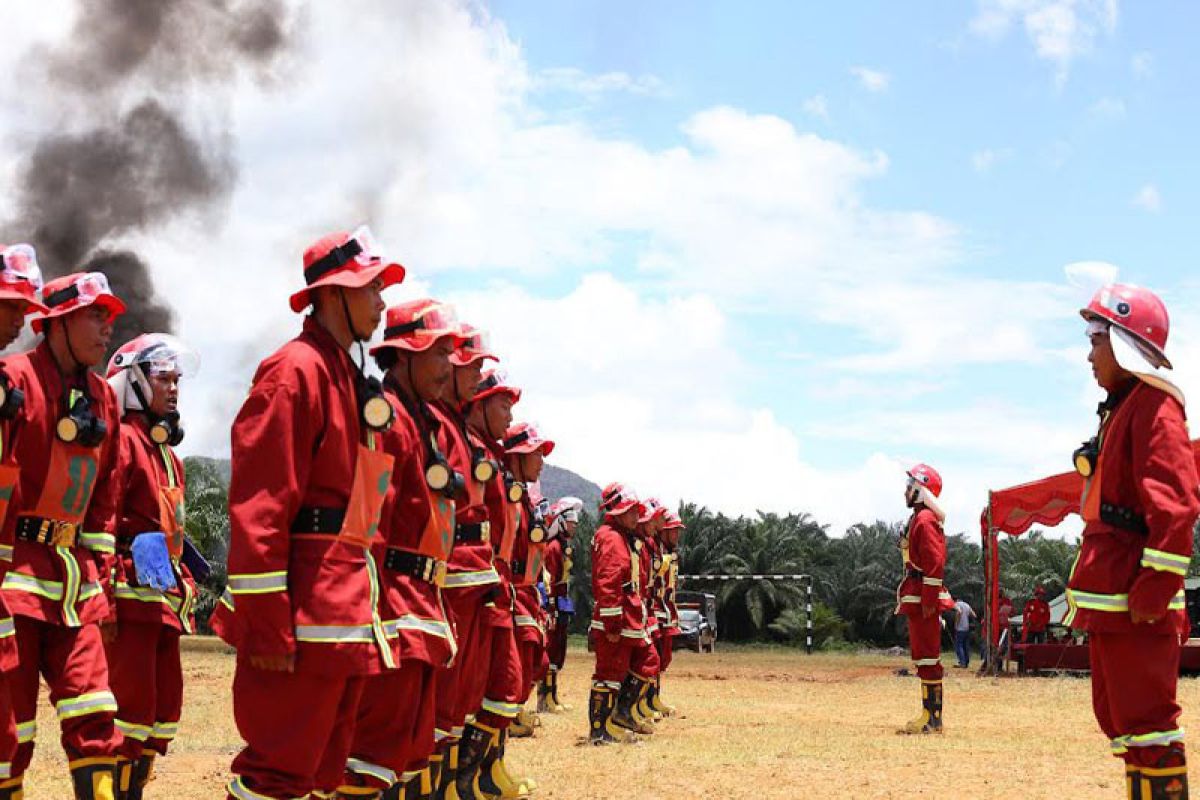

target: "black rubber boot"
[899,680,943,735]
[0,776,23,799]
[454,723,494,800]
[612,676,654,734]
[127,754,155,800]
[588,686,622,745]
[1137,755,1188,800]
[70,759,117,800]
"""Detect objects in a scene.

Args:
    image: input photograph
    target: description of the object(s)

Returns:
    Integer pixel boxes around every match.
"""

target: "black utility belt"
[1099,503,1148,535]
[456,521,490,544]
[15,516,79,547]
[383,548,446,585]
[292,506,346,534]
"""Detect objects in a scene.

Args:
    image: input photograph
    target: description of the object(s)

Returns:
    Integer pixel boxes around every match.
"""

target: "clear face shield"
[0,244,44,294]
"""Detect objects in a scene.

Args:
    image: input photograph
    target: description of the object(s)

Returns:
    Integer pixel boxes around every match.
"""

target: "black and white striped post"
[678,573,815,654]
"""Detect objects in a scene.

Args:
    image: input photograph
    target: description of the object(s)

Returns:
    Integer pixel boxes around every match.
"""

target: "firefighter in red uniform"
[210,227,404,800]
[104,334,201,799]
[634,498,667,726]
[340,299,462,800]
[0,243,48,797]
[648,509,685,717]
[538,496,583,713]
[502,423,554,738]
[457,369,530,800]
[1,270,126,799]
[895,462,954,735]
[589,483,660,744]
[1065,283,1199,799]
[1021,586,1051,645]
[421,324,504,800]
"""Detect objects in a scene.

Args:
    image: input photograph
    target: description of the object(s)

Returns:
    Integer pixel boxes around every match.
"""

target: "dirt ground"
[21,639,1176,798]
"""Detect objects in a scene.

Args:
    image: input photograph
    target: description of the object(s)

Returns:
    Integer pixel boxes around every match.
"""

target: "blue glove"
[557,596,575,615]
[537,582,550,608]
[132,532,177,591]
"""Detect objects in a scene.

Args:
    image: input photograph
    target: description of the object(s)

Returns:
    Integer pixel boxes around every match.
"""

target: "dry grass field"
[21,638,1181,798]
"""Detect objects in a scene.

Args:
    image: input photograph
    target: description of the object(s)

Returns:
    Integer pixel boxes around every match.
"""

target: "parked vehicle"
[675,591,718,653]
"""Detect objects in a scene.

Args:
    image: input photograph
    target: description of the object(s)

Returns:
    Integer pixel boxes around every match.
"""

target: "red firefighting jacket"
[590,521,648,642]
[1064,379,1200,635]
[639,533,659,636]
[647,537,674,634]
[0,342,121,630]
[542,537,571,600]
[210,318,395,676]
[112,415,197,633]
[433,403,500,599]
[662,546,681,634]
[1021,597,1050,640]
[511,491,546,644]
[896,506,954,617]
[372,390,456,668]
[474,434,515,629]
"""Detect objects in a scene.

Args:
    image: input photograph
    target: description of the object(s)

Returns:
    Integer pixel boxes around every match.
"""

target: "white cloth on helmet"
[1088,319,1185,407]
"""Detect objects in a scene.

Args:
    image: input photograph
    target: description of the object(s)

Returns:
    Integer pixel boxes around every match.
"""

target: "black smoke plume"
[4,0,294,344]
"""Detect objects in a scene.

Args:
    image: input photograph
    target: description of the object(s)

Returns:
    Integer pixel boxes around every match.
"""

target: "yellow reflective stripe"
[15,720,35,744]
[152,721,179,740]
[294,624,377,643]
[597,607,622,617]
[114,583,183,612]
[514,614,538,627]
[899,595,921,603]
[914,657,941,666]
[1141,548,1190,576]
[365,550,395,669]
[78,532,115,554]
[346,757,397,787]
[921,576,943,586]
[227,572,288,594]
[115,719,153,742]
[481,698,521,717]
[384,615,454,640]
[1,571,101,603]
[443,568,500,588]
[1067,588,1186,612]
[219,588,235,611]
[1126,728,1185,748]
[57,545,83,627]
[0,617,14,640]
[0,543,12,562]
[178,571,195,634]
[159,444,178,489]
[56,691,118,721]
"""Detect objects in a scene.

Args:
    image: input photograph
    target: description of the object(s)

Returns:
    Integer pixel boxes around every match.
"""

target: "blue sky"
[3,0,1196,536]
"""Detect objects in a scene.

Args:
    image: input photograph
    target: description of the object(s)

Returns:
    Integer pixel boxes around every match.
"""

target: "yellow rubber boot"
[441,742,462,800]
[0,775,23,800]
[69,758,117,800]
[648,677,675,716]
[898,680,943,735]
[508,711,534,739]
[1134,762,1187,800]
[494,729,535,794]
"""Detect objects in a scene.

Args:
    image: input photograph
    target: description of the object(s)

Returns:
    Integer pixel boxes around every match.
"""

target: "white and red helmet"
[599,482,640,517]
[906,463,942,498]
[661,511,685,531]
[0,243,48,314]
[1081,283,1173,370]
[638,497,667,524]
[106,333,200,416]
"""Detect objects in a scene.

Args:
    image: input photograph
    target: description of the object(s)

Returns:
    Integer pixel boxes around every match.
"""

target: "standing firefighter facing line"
[895,463,954,735]
[1066,284,1199,800]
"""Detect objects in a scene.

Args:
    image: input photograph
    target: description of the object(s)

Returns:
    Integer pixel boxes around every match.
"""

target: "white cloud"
[533,67,666,97]
[1132,183,1162,212]
[971,147,1013,172]
[1089,96,1126,119]
[971,0,1119,85]
[1131,51,1153,77]
[849,66,891,93]
[802,93,830,120]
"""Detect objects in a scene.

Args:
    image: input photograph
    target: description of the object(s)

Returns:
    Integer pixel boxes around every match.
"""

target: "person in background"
[952,598,975,669]
[1021,586,1051,645]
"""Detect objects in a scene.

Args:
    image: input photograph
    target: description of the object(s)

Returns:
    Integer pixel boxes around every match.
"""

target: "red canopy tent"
[980,440,1200,674]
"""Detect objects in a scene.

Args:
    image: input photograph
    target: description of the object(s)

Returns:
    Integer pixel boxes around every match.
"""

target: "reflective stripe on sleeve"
[56,691,118,721]
[1141,548,1191,576]
[227,572,288,595]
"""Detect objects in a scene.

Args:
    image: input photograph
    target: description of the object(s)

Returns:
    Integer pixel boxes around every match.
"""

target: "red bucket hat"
[289,225,405,313]
[370,299,463,355]
[474,368,521,405]
[450,323,498,367]
[0,243,49,315]
[502,421,554,456]
[33,271,126,334]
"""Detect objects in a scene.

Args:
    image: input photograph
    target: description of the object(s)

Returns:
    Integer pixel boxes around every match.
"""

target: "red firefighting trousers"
[907,612,944,681]
[591,633,660,685]
[547,618,569,671]
[11,617,122,777]
[435,588,488,740]
[1090,632,1186,768]
[346,662,436,789]
[517,639,548,703]
[105,622,182,758]
[0,672,14,781]
[655,630,674,673]
[476,617,523,729]
[228,662,365,799]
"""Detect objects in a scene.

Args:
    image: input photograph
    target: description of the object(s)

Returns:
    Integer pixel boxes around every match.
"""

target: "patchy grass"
[22,640,1174,798]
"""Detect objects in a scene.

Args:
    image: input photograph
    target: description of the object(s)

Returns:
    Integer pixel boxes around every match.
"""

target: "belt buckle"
[480,521,490,543]
[49,521,77,548]
[432,560,447,588]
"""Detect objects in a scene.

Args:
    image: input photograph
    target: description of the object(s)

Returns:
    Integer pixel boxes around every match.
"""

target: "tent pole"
[985,493,996,677]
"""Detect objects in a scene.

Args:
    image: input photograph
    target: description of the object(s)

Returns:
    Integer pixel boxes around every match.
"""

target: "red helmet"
[289,226,405,313]
[638,497,667,524]
[474,369,521,405]
[1080,283,1172,369]
[33,271,126,334]
[0,243,48,314]
[370,299,462,355]
[599,482,639,517]
[906,463,942,498]
[502,421,554,456]
[450,323,498,367]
